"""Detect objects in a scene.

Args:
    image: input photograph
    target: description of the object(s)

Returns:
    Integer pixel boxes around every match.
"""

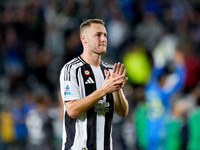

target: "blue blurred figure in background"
[145,48,185,150]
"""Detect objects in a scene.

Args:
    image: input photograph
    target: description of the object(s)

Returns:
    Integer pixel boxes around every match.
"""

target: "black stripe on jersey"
[64,64,68,81]
[100,63,114,150]
[81,64,97,149]
[104,93,114,150]
[64,113,76,149]
[67,64,72,81]
[75,67,81,87]
[78,56,87,64]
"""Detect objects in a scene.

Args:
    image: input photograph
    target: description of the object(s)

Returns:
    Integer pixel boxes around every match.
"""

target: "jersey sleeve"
[60,65,81,102]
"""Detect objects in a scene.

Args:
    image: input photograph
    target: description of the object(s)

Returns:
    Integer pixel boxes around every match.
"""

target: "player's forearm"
[113,90,129,117]
[65,86,107,119]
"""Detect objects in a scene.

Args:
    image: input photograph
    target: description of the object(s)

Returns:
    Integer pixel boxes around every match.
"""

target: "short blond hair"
[80,19,105,34]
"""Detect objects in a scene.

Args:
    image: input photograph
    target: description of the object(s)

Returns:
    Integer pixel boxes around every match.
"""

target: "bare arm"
[65,70,127,118]
[113,90,129,117]
[110,63,129,117]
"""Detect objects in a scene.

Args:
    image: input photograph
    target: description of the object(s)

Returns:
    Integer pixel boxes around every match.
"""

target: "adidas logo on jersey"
[85,77,95,84]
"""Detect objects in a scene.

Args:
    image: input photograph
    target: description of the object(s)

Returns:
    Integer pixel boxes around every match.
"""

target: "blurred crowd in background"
[0,0,200,150]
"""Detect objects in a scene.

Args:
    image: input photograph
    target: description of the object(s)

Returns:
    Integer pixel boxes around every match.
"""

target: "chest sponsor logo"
[94,102,110,113]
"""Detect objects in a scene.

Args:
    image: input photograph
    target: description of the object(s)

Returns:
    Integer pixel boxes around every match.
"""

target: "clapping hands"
[103,62,128,93]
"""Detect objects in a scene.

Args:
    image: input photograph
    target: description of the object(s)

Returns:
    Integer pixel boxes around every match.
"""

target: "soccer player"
[59,19,129,150]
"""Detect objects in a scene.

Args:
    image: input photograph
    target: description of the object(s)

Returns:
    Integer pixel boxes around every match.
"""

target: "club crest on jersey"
[84,70,90,76]
[64,84,71,95]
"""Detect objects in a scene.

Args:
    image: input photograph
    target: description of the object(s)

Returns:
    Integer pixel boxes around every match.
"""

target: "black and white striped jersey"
[60,56,115,150]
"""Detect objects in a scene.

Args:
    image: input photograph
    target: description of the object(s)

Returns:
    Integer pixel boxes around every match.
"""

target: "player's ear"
[80,34,87,44]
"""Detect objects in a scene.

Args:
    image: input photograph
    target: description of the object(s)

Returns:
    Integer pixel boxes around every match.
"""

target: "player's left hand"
[105,62,128,88]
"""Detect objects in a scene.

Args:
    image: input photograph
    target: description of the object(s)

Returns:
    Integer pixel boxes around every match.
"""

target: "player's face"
[85,23,107,55]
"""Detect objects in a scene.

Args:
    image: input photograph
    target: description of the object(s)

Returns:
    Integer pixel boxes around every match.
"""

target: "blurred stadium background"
[0,0,200,150]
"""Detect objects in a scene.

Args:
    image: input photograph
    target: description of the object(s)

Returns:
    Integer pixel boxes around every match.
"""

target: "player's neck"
[80,51,101,67]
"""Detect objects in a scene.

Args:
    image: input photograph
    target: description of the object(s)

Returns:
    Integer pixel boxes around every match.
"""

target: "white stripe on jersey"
[91,66,106,150]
